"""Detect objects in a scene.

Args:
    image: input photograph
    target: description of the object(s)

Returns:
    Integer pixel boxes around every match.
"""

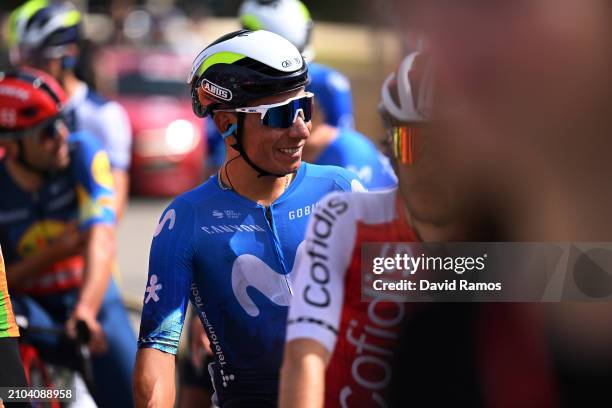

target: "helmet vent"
[20,106,39,118]
[234,57,290,77]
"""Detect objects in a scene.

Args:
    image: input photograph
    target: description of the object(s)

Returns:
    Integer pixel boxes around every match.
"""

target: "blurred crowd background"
[4,1,612,406]
[1,0,409,200]
[1,0,402,149]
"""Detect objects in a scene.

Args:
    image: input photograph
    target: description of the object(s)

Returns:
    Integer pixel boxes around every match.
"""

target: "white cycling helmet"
[380,52,434,123]
[188,29,308,118]
[188,29,308,177]
[239,0,314,60]
[15,2,82,66]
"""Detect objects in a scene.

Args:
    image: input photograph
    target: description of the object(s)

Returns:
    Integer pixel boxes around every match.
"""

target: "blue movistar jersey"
[138,162,363,402]
[316,128,398,190]
[0,131,115,295]
[307,62,354,129]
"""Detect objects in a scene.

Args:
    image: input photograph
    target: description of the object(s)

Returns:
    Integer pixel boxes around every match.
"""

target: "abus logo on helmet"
[202,79,232,101]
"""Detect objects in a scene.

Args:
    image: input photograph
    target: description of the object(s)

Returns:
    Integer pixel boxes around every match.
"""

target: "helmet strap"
[229,113,288,178]
[221,123,237,139]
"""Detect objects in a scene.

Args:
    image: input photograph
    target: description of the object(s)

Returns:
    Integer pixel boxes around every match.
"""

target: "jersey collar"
[213,162,308,208]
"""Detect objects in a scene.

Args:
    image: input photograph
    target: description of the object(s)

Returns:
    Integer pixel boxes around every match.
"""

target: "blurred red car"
[95,47,207,196]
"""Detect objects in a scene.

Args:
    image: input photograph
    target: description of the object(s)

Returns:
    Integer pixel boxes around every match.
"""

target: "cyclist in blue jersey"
[0,68,136,408]
[238,0,354,128]
[205,0,370,178]
[134,29,365,408]
[242,0,396,189]
[12,2,132,220]
[189,4,395,404]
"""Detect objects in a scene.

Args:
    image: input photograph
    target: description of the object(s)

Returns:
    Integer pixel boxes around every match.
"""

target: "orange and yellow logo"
[17,220,68,257]
[91,151,114,190]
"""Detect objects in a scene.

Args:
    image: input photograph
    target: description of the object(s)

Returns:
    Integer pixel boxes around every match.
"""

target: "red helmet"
[0,67,67,137]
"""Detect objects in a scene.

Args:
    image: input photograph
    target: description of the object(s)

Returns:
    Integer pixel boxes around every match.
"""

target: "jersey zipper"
[263,206,292,295]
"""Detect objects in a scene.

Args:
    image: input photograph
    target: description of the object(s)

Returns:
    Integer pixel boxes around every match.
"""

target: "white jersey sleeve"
[94,101,132,170]
[286,191,357,353]
[71,84,133,171]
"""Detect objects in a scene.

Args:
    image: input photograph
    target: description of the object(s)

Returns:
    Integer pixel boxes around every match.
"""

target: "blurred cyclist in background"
[241,0,395,190]
[239,0,354,129]
[11,1,132,220]
[134,29,365,408]
[0,67,136,407]
[204,0,395,190]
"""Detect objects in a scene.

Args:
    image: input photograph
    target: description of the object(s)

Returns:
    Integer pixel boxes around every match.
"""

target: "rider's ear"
[213,111,235,135]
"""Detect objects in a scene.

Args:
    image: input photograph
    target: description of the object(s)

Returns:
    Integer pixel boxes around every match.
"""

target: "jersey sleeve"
[334,129,398,191]
[70,132,116,230]
[333,167,367,193]
[286,192,357,353]
[95,102,132,170]
[137,197,196,355]
[372,152,399,189]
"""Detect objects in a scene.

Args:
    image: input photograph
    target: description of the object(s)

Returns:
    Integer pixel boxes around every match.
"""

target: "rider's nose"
[287,115,310,140]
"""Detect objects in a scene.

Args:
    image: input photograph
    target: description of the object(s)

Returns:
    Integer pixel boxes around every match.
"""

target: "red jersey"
[286,188,558,408]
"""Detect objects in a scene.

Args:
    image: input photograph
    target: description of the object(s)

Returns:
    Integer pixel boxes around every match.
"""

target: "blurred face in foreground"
[393,0,612,240]
[411,0,612,170]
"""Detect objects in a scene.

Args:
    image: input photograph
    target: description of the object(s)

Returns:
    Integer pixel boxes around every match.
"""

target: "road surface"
[116,197,170,308]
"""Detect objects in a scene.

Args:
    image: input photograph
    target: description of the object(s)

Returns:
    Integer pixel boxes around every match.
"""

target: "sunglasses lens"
[262,95,313,128]
[43,122,57,140]
[389,126,424,165]
[39,118,66,142]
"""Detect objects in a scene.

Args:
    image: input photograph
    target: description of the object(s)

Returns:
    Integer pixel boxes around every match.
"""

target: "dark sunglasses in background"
[34,116,68,143]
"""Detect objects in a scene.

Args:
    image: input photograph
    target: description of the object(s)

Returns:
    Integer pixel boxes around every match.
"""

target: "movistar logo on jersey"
[232,241,305,317]
[153,209,176,237]
[201,224,266,234]
[203,79,232,101]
